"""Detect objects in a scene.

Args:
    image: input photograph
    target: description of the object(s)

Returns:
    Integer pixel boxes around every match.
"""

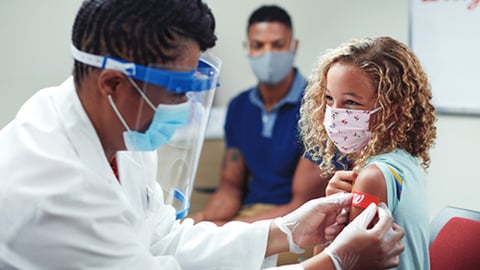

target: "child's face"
[325,62,377,110]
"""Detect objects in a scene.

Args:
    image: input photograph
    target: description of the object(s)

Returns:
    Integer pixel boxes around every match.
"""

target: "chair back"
[429,206,480,270]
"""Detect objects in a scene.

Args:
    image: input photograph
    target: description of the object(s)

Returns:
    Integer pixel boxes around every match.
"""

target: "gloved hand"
[274,192,353,253]
[324,202,405,270]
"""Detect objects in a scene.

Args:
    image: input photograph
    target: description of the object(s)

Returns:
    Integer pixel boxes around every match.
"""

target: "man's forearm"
[234,202,301,223]
[202,188,243,221]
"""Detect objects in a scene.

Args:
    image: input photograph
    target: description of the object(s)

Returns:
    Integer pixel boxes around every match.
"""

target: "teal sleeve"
[369,161,403,213]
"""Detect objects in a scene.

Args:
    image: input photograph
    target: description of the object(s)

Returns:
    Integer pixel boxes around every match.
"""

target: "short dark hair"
[247,5,292,32]
[72,0,217,85]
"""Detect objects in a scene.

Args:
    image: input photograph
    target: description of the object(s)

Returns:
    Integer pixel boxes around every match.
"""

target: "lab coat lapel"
[117,151,149,213]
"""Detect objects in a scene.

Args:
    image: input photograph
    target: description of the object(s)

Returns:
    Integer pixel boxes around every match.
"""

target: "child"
[299,36,436,269]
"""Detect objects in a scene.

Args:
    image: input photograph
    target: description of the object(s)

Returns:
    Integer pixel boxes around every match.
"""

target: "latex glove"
[325,202,405,270]
[274,192,353,253]
[325,168,359,196]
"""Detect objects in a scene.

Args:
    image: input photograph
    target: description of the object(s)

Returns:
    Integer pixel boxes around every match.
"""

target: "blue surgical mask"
[248,51,294,84]
[108,80,190,152]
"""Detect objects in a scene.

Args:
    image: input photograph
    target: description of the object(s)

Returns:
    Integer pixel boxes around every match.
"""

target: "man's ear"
[293,39,299,55]
[97,70,129,97]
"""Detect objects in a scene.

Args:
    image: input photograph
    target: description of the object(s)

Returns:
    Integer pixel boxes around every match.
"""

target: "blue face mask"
[108,80,191,152]
[248,51,294,84]
[123,102,190,151]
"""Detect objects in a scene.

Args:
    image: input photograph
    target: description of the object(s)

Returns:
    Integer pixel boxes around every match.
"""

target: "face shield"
[71,46,221,219]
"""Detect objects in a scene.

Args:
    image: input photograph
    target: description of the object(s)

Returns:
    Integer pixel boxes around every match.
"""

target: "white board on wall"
[410,0,480,115]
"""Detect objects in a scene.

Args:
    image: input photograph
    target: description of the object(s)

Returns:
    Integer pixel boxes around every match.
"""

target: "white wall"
[0,0,478,220]
[0,1,83,126]
[428,115,480,218]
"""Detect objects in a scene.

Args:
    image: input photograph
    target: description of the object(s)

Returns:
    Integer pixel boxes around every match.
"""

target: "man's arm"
[235,156,328,223]
[192,148,247,224]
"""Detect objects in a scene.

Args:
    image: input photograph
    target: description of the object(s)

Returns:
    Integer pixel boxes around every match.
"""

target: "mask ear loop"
[369,107,395,129]
[370,107,382,114]
[108,95,132,132]
[107,77,159,133]
[127,77,160,131]
[127,77,156,111]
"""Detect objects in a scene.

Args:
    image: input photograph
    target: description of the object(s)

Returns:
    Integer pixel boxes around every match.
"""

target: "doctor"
[0,0,404,269]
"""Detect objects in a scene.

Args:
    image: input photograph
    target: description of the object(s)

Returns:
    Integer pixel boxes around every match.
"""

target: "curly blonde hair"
[299,36,437,175]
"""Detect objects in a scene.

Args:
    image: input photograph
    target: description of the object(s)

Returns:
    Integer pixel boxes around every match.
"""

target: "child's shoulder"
[366,148,415,166]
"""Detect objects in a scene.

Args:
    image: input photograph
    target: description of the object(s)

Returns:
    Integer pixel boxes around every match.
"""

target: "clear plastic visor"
[135,52,221,219]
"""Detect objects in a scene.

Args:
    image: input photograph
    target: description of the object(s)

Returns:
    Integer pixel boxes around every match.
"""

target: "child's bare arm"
[349,164,387,222]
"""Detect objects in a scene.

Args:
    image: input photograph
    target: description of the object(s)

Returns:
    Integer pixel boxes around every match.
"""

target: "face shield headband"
[71,45,219,93]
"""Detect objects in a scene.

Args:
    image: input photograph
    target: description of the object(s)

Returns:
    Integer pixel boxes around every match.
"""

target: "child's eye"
[325,95,333,104]
[346,100,360,106]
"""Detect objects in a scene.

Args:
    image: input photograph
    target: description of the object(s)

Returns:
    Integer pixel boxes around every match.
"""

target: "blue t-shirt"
[366,149,430,270]
[224,70,306,205]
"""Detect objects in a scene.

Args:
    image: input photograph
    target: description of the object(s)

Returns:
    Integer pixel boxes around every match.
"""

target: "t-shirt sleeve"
[224,99,238,148]
[370,161,403,212]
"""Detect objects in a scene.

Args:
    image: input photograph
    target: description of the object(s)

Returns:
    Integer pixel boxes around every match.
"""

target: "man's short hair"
[247,5,292,32]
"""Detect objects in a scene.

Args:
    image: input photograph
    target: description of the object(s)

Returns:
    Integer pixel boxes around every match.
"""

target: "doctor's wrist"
[265,219,290,257]
[273,217,305,254]
[301,251,336,270]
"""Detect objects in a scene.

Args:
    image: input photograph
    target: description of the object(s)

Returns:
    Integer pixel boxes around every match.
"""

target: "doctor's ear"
[97,70,130,97]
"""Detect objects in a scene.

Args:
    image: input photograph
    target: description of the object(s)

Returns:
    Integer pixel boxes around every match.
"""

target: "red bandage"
[352,191,379,209]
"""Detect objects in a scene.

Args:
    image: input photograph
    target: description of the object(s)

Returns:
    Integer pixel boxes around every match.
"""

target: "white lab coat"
[0,77,276,269]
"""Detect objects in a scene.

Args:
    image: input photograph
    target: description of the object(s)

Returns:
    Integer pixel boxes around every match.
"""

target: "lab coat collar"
[53,76,119,185]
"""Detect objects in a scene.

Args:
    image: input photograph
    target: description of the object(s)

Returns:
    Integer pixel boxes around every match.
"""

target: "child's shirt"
[366,148,430,270]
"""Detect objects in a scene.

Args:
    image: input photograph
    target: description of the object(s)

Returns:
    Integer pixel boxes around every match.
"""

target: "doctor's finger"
[386,223,405,248]
[370,202,396,238]
[349,202,377,228]
[383,224,405,268]
[320,192,352,209]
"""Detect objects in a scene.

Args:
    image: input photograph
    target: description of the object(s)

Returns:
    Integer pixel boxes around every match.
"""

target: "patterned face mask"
[323,105,381,154]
